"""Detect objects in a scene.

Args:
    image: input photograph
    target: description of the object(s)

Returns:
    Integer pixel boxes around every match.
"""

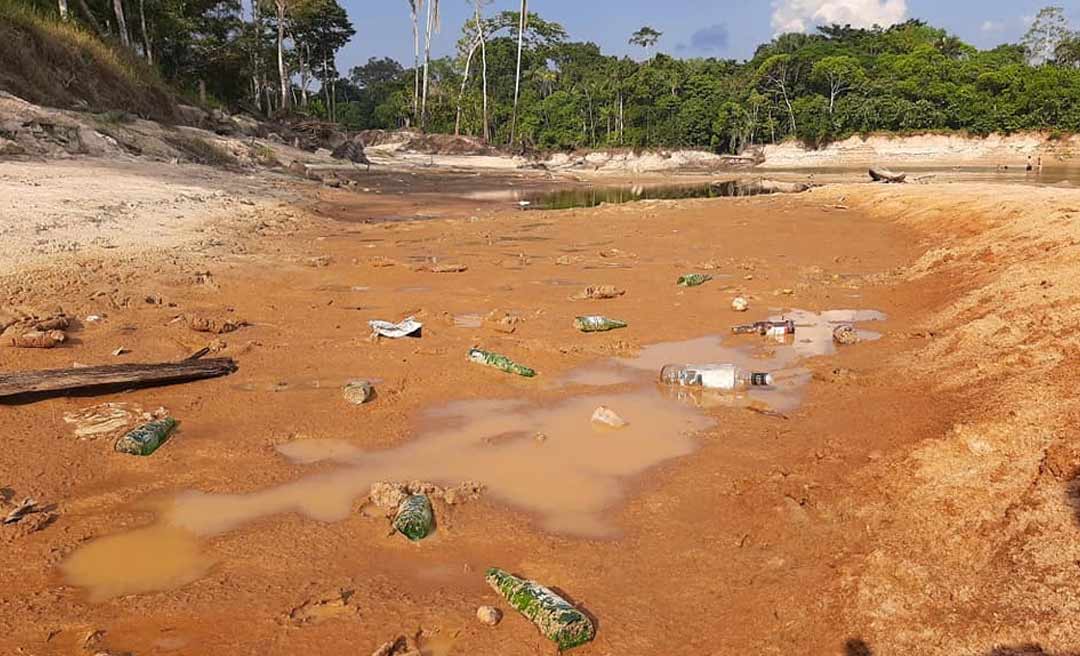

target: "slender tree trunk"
[138,0,152,64]
[509,0,527,146]
[58,0,69,20]
[421,0,438,128]
[75,0,106,35]
[781,85,796,134]
[323,60,331,115]
[455,39,479,136]
[294,35,308,106]
[409,0,422,124]
[275,0,289,111]
[475,0,489,141]
[198,79,207,105]
[113,0,130,48]
[251,0,262,112]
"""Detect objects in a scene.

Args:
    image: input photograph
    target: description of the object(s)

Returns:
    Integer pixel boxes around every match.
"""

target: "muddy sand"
[2,163,1080,655]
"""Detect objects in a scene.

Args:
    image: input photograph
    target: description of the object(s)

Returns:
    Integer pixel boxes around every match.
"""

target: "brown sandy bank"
[0,175,1078,655]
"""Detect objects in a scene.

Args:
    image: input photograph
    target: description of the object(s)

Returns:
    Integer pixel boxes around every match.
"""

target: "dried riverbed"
[2,167,1078,655]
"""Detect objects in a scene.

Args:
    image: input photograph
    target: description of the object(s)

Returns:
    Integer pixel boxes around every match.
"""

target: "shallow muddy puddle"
[63,391,710,599]
[61,308,883,600]
[60,523,213,602]
[470,181,779,210]
[561,308,885,414]
[171,391,709,537]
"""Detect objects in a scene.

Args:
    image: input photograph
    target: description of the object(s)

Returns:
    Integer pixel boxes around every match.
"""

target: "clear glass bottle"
[659,364,773,390]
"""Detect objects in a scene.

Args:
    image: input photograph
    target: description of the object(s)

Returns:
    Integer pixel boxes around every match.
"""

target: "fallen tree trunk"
[0,358,237,399]
[869,168,907,183]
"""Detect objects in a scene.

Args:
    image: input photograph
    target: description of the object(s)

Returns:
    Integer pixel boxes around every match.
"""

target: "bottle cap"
[750,372,773,386]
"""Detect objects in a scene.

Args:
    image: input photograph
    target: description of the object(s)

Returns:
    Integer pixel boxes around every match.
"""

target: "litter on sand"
[485,568,596,651]
[368,317,422,339]
[591,406,627,429]
[2,498,40,525]
[570,285,625,300]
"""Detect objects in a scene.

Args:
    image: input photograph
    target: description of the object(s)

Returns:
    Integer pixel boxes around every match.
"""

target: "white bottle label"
[698,367,737,390]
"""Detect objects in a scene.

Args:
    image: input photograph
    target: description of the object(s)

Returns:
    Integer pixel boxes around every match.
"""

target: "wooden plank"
[0,358,237,398]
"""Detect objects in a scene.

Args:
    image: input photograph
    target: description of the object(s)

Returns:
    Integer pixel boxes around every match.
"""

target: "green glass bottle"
[573,315,628,332]
[393,494,433,541]
[677,273,713,287]
[485,568,595,651]
[114,418,178,456]
[467,348,537,377]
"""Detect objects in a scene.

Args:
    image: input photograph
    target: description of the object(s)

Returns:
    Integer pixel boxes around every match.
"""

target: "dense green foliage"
[345,11,1080,151]
[6,0,1080,151]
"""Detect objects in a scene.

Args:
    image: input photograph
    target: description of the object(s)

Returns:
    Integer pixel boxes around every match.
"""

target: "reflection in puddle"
[60,524,212,602]
[62,308,883,600]
[563,308,885,414]
[468,181,788,210]
[775,309,884,359]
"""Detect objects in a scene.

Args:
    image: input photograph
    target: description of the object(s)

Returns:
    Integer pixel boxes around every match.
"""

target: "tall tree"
[420,0,440,127]
[75,0,106,35]
[273,0,290,110]
[250,0,264,111]
[629,25,661,57]
[406,0,422,124]
[138,0,152,63]
[1023,5,1071,65]
[57,0,69,20]
[811,55,864,114]
[757,54,799,134]
[113,0,131,47]
[509,0,526,145]
[475,0,489,140]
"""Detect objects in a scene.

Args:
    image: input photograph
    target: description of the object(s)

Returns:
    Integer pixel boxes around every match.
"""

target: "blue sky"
[336,0,1078,73]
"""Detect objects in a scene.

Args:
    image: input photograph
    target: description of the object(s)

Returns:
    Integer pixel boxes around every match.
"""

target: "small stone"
[832,325,859,345]
[476,606,502,626]
[343,380,374,405]
[731,297,749,312]
[369,482,407,510]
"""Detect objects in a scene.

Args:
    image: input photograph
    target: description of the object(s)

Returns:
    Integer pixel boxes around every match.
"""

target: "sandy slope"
[0,159,305,276]
[761,133,1080,169]
[812,182,1080,653]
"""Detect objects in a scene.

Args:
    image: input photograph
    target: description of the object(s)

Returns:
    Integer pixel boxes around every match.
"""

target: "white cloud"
[980,20,1005,32]
[771,0,909,34]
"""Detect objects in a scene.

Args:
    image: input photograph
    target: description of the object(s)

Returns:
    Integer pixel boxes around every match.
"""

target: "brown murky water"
[60,523,213,602]
[61,308,883,600]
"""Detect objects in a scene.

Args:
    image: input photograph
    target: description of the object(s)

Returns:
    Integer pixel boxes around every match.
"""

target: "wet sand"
[3,173,1079,655]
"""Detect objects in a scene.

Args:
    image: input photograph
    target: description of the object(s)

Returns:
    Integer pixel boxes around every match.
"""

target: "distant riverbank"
[759,132,1079,169]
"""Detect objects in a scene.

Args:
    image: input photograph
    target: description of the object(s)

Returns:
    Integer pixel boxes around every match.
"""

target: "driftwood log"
[711,179,810,197]
[869,168,907,183]
[0,358,237,399]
